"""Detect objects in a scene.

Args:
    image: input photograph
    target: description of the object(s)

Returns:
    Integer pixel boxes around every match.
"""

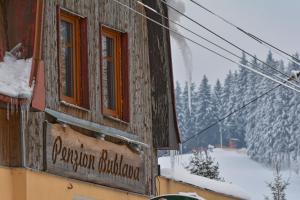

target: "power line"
[182,83,282,144]
[112,0,300,94]
[160,0,300,84]
[137,0,300,91]
[188,0,300,66]
[112,0,300,144]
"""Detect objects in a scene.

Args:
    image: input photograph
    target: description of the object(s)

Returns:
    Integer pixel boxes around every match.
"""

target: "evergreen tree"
[186,150,223,181]
[247,52,278,164]
[194,75,217,148]
[265,165,289,200]
[245,56,259,150]
[286,53,300,172]
[212,79,223,147]
[221,70,238,145]
[174,51,300,171]
[234,52,249,147]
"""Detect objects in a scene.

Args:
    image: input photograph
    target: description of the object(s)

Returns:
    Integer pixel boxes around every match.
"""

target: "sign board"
[45,123,145,193]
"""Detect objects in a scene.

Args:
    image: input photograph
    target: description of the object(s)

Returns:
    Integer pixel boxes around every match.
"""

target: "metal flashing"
[45,108,149,148]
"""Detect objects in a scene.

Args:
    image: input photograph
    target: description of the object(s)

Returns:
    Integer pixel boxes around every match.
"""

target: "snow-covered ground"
[159,148,300,200]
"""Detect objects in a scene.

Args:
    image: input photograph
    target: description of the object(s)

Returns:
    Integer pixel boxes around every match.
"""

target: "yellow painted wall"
[0,167,244,200]
[0,167,149,200]
[157,176,243,200]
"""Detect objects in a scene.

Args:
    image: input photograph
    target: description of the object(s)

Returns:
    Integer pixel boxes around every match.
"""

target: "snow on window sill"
[60,101,90,112]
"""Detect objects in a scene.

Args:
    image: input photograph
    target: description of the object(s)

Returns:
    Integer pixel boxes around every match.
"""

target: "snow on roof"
[0,53,33,99]
[159,155,251,200]
[178,192,206,200]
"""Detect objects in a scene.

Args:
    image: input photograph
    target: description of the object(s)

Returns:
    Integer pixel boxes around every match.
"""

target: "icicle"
[169,149,181,178]
[187,80,191,114]
[15,99,18,113]
[21,105,25,166]
[6,103,9,120]
[170,150,175,178]
[10,98,15,115]
[26,103,29,122]
[20,102,30,168]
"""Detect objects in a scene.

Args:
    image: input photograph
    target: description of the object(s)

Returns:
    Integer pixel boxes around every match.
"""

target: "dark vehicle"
[151,194,205,200]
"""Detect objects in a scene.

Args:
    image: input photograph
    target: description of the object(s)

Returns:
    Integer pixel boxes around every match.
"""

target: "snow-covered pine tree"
[194,75,217,148]
[265,165,289,200]
[285,53,300,172]
[271,61,293,168]
[247,52,278,164]
[245,56,260,153]
[234,52,249,147]
[221,70,238,146]
[212,79,223,147]
[186,150,223,181]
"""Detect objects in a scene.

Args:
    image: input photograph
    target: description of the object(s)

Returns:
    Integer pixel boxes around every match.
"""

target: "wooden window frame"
[57,8,89,109]
[100,26,129,122]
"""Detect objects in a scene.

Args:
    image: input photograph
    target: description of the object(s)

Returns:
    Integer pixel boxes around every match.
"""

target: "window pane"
[102,35,113,58]
[102,36,116,110]
[60,20,74,97]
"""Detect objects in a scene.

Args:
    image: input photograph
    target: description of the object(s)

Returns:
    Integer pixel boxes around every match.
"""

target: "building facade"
[0,0,180,199]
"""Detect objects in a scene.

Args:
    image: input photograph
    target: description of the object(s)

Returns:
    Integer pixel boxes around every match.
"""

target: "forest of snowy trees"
[176,52,300,171]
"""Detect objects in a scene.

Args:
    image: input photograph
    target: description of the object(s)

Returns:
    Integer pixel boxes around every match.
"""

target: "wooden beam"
[0,0,7,60]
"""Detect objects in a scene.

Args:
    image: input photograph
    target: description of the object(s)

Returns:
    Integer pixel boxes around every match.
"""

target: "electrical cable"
[112,0,300,145]
[182,83,282,144]
[112,0,300,94]
[188,0,300,66]
[160,0,300,84]
[136,0,300,91]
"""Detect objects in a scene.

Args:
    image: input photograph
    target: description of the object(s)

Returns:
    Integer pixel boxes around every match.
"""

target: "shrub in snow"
[264,165,289,200]
[186,150,224,181]
[207,144,214,152]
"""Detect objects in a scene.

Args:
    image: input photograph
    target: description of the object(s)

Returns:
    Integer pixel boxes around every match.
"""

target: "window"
[58,8,89,108]
[101,26,129,121]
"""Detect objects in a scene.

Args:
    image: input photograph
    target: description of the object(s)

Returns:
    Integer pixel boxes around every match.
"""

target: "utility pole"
[220,129,223,148]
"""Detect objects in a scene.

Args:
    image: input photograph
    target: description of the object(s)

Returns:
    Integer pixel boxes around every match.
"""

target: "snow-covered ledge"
[160,168,250,200]
[0,53,33,100]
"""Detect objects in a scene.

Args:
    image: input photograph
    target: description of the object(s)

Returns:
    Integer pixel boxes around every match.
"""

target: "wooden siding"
[0,0,178,195]
[0,0,7,61]
[42,0,154,195]
[143,0,180,149]
[5,0,37,58]
[0,108,21,166]
[24,112,45,170]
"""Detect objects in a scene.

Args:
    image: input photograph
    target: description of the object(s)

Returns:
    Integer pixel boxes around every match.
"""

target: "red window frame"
[100,26,129,122]
[57,7,89,109]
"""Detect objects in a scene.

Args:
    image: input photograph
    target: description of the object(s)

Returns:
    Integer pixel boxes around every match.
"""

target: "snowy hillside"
[158,148,300,200]
[175,52,300,169]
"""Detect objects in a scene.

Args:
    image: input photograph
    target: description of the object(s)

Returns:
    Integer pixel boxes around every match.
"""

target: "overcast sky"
[170,0,300,85]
